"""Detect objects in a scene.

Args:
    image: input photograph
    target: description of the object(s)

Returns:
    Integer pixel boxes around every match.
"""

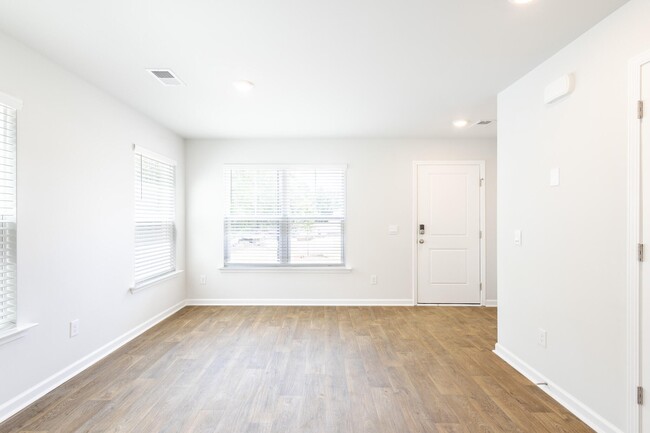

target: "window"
[224,165,346,267]
[134,148,176,287]
[0,102,17,332]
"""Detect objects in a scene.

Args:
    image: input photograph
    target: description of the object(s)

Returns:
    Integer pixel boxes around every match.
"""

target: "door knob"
[419,239,424,244]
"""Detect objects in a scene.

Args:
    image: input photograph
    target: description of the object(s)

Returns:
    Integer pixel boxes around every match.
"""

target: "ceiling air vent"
[147,69,184,86]
[474,120,493,126]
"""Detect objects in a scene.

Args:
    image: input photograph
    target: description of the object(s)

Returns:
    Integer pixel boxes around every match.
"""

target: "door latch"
[419,224,425,235]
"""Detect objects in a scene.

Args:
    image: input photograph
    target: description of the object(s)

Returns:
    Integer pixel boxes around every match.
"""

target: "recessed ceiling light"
[509,0,534,4]
[453,119,469,128]
[232,80,255,92]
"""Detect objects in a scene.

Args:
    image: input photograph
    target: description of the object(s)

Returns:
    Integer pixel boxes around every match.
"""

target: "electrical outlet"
[538,328,547,348]
[370,275,377,285]
[200,275,207,285]
[70,319,80,338]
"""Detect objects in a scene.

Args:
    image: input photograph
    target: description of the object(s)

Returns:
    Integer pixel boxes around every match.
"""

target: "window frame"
[223,164,347,269]
[0,95,20,336]
[132,145,178,290]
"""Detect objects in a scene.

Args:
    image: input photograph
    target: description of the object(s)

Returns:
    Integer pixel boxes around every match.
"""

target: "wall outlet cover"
[70,319,80,338]
[538,328,547,348]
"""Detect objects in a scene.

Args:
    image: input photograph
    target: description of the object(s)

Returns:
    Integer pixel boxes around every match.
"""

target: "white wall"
[185,138,496,304]
[497,0,649,430]
[0,32,185,417]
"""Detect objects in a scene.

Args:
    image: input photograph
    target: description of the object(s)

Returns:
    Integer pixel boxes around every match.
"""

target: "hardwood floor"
[2,306,592,433]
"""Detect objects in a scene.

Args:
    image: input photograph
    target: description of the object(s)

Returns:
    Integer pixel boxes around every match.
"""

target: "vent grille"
[475,120,493,126]
[147,69,184,86]
[151,70,174,79]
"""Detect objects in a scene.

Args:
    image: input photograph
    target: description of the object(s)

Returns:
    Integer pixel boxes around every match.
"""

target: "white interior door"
[417,163,482,304]
[641,60,650,432]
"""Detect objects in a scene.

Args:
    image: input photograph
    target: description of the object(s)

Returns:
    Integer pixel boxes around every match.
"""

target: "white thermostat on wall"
[544,74,575,105]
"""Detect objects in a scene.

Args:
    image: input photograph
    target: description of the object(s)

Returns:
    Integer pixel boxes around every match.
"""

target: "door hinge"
[480,178,484,187]
[479,230,483,239]
[639,100,644,120]
[480,282,483,291]
[640,243,645,262]
[638,386,644,405]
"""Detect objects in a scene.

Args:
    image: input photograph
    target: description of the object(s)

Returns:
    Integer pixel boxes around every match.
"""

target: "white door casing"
[641,60,650,433]
[415,162,483,304]
[630,49,650,433]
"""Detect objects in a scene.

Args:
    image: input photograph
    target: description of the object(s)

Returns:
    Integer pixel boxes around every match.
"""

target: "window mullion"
[279,169,289,264]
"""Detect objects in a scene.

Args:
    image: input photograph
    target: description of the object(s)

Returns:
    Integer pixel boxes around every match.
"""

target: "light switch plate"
[388,225,399,235]
[549,168,560,187]
[514,230,522,246]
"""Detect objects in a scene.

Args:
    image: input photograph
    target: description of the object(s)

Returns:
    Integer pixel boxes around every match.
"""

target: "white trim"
[132,144,177,166]
[0,300,186,424]
[412,161,487,306]
[186,298,414,306]
[627,48,650,433]
[0,91,23,110]
[130,270,184,293]
[223,163,348,171]
[219,266,352,273]
[484,299,498,307]
[417,303,482,307]
[0,323,38,347]
[494,343,624,433]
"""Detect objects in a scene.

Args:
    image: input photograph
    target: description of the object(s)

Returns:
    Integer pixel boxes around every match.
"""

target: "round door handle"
[419,239,424,244]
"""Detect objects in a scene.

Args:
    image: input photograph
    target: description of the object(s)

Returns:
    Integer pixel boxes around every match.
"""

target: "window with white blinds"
[134,149,176,286]
[0,103,17,332]
[224,165,346,267]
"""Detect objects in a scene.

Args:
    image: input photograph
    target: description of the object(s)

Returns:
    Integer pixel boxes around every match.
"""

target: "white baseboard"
[0,300,187,424]
[494,343,623,433]
[484,299,498,307]
[186,298,415,306]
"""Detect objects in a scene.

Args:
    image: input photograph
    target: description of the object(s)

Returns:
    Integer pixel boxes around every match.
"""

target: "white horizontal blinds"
[285,168,345,264]
[0,103,16,331]
[134,152,176,285]
[226,168,281,264]
[225,166,346,266]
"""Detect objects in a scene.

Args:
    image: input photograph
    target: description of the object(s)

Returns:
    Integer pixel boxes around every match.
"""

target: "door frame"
[627,48,650,433]
[412,161,487,306]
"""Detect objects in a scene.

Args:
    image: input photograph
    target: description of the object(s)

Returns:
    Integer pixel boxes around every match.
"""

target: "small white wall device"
[544,74,575,105]
[549,168,560,187]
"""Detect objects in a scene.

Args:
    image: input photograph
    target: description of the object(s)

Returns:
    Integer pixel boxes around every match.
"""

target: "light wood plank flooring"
[2,306,592,432]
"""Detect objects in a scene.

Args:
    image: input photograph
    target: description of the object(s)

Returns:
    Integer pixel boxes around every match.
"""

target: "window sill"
[0,323,38,347]
[219,266,352,274]
[130,270,184,294]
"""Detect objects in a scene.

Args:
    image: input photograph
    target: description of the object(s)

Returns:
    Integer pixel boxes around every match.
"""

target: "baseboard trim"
[0,300,187,424]
[494,343,623,433]
[186,298,415,306]
[484,299,498,307]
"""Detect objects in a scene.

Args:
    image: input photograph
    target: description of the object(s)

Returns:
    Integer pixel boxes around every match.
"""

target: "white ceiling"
[0,0,629,139]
